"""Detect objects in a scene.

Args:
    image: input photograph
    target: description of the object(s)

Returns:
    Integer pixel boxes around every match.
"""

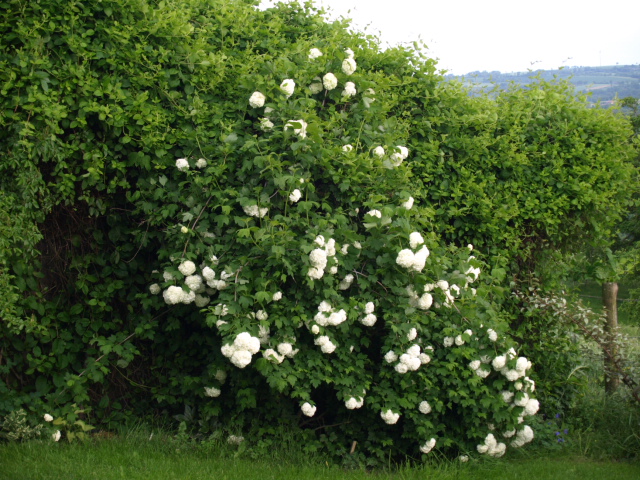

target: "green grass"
[1,431,639,480]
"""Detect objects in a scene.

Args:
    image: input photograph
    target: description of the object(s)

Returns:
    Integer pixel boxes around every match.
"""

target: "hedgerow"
[0,0,637,463]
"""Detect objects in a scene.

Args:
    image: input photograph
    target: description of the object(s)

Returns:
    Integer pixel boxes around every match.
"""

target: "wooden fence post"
[602,282,620,393]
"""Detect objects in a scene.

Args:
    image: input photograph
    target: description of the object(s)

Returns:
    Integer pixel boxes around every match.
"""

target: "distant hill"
[446,64,640,106]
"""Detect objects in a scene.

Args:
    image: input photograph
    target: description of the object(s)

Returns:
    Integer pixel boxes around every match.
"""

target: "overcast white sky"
[259,0,640,74]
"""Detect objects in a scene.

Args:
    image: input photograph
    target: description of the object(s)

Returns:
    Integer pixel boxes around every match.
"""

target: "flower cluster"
[380,409,400,425]
[243,204,269,218]
[249,91,266,108]
[301,402,317,417]
[307,236,337,280]
[204,386,221,397]
[221,332,261,368]
[358,301,377,326]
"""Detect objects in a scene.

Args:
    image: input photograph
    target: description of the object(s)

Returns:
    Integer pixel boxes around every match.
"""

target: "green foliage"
[0,0,637,464]
[0,409,45,442]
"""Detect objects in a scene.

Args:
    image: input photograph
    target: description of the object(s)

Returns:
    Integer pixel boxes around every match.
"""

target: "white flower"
[407,327,418,341]
[202,267,216,282]
[308,47,323,60]
[308,267,324,279]
[345,48,355,59]
[255,310,268,321]
[44,414,53,422]
[181,226,189,234]
[411,246,430,272]
[311,324,320,334]
[402,196,414,209]
[475,367,491,378]
[459,455,469,463]
[469,360,481,371]
[149,283,161,295]
[214,370,227,383]
[395,362,409,374]
[380,409,400,425]
[243,204,268,218]
[321,341,336,354]
[419,353,431,364]
[515,357,530,374]
[272,291,282,301]
[338,274,354,290]
[277,342,294,357]
[363,88,375,108]
[328,310,347,326]
[322,72,338,90]
[185,274,203,292]
[409,232,424,249]
[373,146,385,157]
[345,397,363,410]
[492,355,507,370]
[230,350,253,369]
[284,119,307,138]
[384,351,398,363]
[195,158,207,169]
[280,79,295,97]
[455,335,465,346]
[342,81,356,97]
[176,158,189,171]
[342,144,353,153]
[301,402,317,417]
[501,391,514,403]
[443,336,454,347]
[259,117,274,130]
[52,430,61,442]
[487,329,498,342]
[511,425,534,448]
[227,435,244,445]
[419,401,432,414]
[263,348,284,364]
[194,294,210,308]
[204,386,221,397]
[366,209,382,218]
[396,249,415,268]
[178,260,196,276]
[360,313,377,326]
[288,188,302,203]
[309,79,323,94]
[342,58,357,75]
[524,398,540,416]
[249,91,266,108]
[514,392,529,407]
[417,293,433,310]
[163,285,186,305]
[162,271,174,282]
[504,369,521,382]
[420,438,436,454]
[309,248,328,269]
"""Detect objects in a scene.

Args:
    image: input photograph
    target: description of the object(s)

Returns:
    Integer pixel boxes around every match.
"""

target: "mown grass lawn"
[1,432,639,480]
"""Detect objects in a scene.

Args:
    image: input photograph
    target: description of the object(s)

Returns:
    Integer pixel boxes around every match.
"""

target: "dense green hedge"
[0,0,637,462]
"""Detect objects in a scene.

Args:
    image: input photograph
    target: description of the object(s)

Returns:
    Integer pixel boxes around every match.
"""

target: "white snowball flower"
[163,285,186,305]
[418,401,432,414]
[309,79,323,94]
[272,291,282,301]
[259,117,274,130]
[52,430,61,442]
[364,302,375,314]
[345,397,362,409]
[407,327,418,341]
[501,391,514,403]
[284,119,307,139]
[204,387,221,397]
[419,353,431,364]
[311,324,320,334]
[185,274,203,292]
[443,336,454,347]
[411,246,429,272]
[342,144,353,153]
[321,341,336,354]
[342,81,356,97]
[263,348,284,364]
[469,360,481,371]
[459,455,469,463]
[396,249,415,268]
[504,369,521,381]
[384,351,398,363]
[395,362,409,374]
[234,332,261,354]
[301,402,316,417]
[515,357,530,374]
[194,294,210,308]
[277,342,294,357]
[373,146,385,157]
[176,158,189,171]
[195,158,207,169]
[322,72,338,90]
[309,248,328,269]
[402,196,414,209]
[409,232,424,249]
[280,78,295,97]
[417,293,433,310]
[230,350,253,369]
[524,398,540,416]
[249,91,266,108]
[149,283,161,295]
[366,209,382,218]
[342,57,357,75]
[289,189,302,203]
[475,367,491,378]
[380,409,400,425]
[360,313,377,326]
[345,48,355,59]
[511,425,534,448]
[487,329,498,342]
[44,414,54,422]
[492,355,507,370]
[255,310,268,321]
[308,47,323,60]
[338,274,354,290]
[178,260,196,276]
[455,335,465,346]
[420,438,436,454]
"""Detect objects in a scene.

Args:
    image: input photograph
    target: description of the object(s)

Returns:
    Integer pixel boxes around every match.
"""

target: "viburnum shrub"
[140,38,539,458]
